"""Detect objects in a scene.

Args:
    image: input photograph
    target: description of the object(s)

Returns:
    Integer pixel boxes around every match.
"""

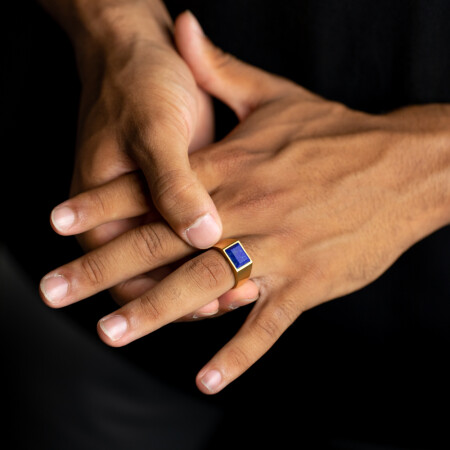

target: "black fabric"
[2,1,449,448]
[1,245,221,450]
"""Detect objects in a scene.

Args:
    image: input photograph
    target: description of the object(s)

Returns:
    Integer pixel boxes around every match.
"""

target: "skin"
[37,0,223,251]
[40,12,450,394]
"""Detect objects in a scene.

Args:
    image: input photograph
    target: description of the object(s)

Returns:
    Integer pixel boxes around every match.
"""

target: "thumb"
[174,11,295,120]
[135,124,222,249]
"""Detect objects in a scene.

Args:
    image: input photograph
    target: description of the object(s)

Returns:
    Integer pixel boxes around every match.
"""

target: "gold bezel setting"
[212,239,253,288]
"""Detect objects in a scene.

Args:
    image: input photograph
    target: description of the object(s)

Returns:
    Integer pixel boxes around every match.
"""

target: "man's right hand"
[39,1,222,250]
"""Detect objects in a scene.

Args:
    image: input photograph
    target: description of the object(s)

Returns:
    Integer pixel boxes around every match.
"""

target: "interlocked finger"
[96,248,242,345]
[40,221,192,307]
[51,172,154,236]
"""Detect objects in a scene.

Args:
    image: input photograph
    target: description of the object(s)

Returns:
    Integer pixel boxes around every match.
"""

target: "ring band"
[212,239,253,288]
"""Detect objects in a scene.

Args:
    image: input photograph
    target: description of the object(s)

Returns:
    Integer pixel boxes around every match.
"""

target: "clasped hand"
[40,12,445,394]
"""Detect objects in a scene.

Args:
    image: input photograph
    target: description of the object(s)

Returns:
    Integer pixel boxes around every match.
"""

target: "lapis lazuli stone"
[225,243,251,269]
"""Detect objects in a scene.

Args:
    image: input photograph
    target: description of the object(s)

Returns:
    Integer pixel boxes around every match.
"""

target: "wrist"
[383,105,450,240]
[40,0,174,68]
[79,1,172,44]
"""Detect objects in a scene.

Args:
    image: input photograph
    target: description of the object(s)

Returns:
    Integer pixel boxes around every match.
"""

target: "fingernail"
[200,369,222,393]
[185,213,221,249]
[229,296,259,310]
[193,309,219,319]
[40,274,69,304]
[186,10,204,36]
[51,206,75,232]
[99,315,128,341]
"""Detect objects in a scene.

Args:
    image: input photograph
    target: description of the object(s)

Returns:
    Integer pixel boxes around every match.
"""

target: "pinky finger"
[195,292,300,394]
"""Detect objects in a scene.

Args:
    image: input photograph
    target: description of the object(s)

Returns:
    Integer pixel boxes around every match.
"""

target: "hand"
[48,3,222,251]
[40,12,450,394]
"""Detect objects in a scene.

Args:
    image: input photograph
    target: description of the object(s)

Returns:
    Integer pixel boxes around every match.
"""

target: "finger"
[42,177,266,308]
[110,266,172,305]
[175,11,308,120]
[217,279,260,311]
[73,53,221,249]
[191,299,220,319]
[39,222,191,307]
[70,126,138,196]
[134,114,222,249]
[51,169,221,238]
[196,290,301,394]
[177,279,259,321]
[96,249,239,345]
[77,216,145,251]
[51,172,153,236]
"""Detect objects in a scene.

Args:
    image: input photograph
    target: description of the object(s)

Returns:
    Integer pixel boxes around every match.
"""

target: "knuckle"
[86,188,109,218]
[222,184,281,217]
[241,187,281,212]
[132,225,167,265]
[197,47,235,89]
[211,143,246,177]
[328,99,351,117]
[252,298,300,344]
[187,252,231,292]
[151,169,198,215]
[273,297,301,325]
[346,249,386,287]
[211,48,236,72]
[226,345,252,372]
[253,313,282,342]
[300,259,333,303]
[137,293,163,323]
[80,254,105,286]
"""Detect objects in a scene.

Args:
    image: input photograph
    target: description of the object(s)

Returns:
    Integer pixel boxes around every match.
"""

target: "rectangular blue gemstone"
[225,242,251,269]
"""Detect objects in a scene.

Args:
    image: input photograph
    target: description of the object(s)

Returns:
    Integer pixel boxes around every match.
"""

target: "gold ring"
[212,239,252,288]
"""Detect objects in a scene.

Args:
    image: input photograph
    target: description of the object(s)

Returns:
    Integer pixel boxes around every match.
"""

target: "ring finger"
[96,239,262,346]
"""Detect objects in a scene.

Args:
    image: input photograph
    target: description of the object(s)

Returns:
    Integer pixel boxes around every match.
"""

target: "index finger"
[39,221,191,307]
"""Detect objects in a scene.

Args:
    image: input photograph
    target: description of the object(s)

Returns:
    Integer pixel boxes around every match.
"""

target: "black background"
[2,1,450,448]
